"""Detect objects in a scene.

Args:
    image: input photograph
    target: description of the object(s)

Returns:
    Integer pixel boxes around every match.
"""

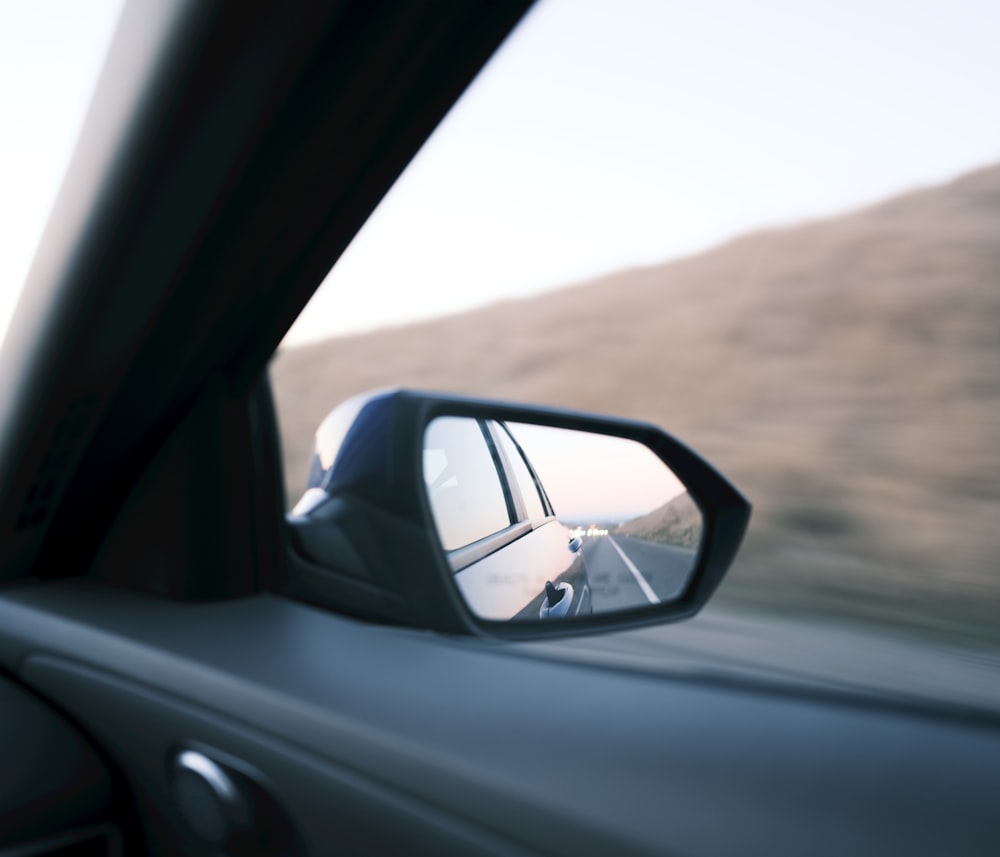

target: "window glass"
[492,422,547,522]
[0,1,123,348]
[273,1,1000,651]
[423,417,512,551]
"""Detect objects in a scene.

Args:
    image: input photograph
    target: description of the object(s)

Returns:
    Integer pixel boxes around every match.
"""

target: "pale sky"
[2,0,999,348]
[0,0,122,345]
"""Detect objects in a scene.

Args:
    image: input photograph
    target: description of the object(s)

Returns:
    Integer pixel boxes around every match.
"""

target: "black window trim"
[493,422,555,518]
[477,418,520,527]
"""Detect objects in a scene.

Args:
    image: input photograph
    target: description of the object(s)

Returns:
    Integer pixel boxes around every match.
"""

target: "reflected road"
[582,535,696,612]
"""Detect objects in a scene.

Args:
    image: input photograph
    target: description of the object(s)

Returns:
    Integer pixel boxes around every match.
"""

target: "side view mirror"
[285,389,750,639]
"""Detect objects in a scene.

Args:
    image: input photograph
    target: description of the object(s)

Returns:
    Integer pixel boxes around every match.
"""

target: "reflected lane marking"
[607,536,660,605]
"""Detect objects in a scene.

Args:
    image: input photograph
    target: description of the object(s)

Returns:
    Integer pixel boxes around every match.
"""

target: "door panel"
[2,582,1000,856]
[0,673,121,855]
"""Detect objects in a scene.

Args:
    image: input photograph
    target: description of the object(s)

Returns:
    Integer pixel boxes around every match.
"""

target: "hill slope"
[273,164,1000,644]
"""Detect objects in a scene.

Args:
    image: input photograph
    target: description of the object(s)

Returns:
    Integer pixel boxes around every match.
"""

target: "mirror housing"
[284,389,750,638]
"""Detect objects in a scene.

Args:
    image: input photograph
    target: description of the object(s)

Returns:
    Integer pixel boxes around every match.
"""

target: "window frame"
[489,421,556,520]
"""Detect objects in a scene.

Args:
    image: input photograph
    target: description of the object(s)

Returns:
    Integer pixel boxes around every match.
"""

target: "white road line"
[607,536,660,605]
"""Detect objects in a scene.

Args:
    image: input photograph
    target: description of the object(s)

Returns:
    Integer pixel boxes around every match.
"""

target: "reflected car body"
[426,418,593,621]
[294,397,593,623]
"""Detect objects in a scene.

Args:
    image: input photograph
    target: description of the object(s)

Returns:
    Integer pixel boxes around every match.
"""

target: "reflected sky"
[508,423,685,522]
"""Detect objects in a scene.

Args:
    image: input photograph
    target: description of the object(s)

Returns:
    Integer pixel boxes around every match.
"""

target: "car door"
[1,2,999,857]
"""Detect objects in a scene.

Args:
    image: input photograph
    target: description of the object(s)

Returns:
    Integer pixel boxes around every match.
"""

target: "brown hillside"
[272,163,1000,644]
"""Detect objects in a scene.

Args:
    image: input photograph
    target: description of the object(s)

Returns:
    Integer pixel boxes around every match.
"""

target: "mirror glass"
[423,418,704,622]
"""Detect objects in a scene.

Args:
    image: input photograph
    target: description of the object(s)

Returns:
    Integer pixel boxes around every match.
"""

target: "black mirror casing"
[284,389,751,639]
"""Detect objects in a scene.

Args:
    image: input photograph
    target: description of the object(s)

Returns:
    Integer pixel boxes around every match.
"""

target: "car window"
[274,0,1000,652]
[491,421,548,522]
[423,417,513,551]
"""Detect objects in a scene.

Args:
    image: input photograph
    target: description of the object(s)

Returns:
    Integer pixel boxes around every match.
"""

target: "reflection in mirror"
[422,418,704,623]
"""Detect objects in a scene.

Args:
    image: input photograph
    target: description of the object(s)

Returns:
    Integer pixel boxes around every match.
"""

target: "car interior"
[0,2,997,856]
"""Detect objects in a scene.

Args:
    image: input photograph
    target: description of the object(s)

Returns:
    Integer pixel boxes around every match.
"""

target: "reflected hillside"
[615,494,703,549]
[273,163,1000,646]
